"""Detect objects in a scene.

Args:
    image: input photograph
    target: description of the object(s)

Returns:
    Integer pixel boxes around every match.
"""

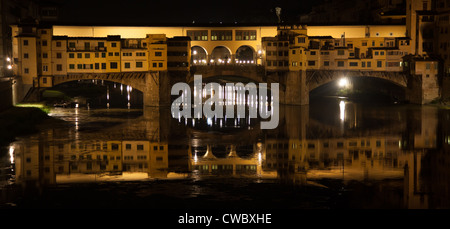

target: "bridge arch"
[52,72,150,93]
[235,45,256,64]
[306,70,408,92]
[191,45,208,65]
[211,46,232,64]
[187,65,266,84]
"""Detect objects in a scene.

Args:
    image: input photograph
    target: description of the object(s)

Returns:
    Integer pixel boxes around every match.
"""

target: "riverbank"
[0,106,62,146]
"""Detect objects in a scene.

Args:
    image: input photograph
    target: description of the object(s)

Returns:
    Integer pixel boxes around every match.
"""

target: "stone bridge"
[49,66,420,106]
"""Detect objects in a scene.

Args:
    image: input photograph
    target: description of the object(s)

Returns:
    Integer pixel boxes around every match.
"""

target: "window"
[158,63,163,68]
[235,30,257,40]
[69,64,75,69]
[95,53,99,58]
[136,52,146,56]
[24,68,29,74]
[310,51,316,55]
[324,61,330,66]
[84,42,90,50]
[126,144,132,150]
[362,62,366,67]
[349,62,358,67]
[211,30,232,41]
[77,64,83,69]
[111,143,119,150]
[376,140,382,147]
[85,53,90,58]
[136,62,143,68]
[124,62,131,68]
[69,53,74,58]
[337,61,344,67]
[101,53,106,58]
[43,65,48,72]
[95,63,99,69]
[56,64,62,71]
[43,53,48,58]
[308,61,315,66]
[56,42,61,47]
[377,61,382,68]
[110,62,118,69]
[111,42,117,47]
[426,63,431,69]
[101,63,106,69]
[77,53,82,58]
[24,53,29,59]
[297,37,305,43]
[292,61,298,67]
[108,52,113,56]
[367,61,372,67]
[42,40,47,46]
[42,77,47,84]
[98,42,105,47]
[114,52,119,56]
[292,50,296,55]
[187,30,208,41]
[69,42,75,48]
[337,50,345,55]
[137,145,144,150]
[153,63,157,68]
[155,52,162,56]
[55,53,61,59]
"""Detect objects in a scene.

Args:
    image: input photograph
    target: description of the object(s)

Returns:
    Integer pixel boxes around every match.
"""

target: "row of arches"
[191,45,260,65]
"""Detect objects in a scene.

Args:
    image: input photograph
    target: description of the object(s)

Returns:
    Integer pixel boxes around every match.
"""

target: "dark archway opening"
[191,46,208,65]
[310,77,406,104]
[211,46,231,64]
[43,80,143,109]
[235,45,255,64]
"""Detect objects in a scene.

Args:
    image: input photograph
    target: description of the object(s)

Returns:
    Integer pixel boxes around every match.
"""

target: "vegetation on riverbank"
[0,106,56,146]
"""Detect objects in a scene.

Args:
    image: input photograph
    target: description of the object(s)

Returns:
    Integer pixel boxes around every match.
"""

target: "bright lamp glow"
[338,78,349,87]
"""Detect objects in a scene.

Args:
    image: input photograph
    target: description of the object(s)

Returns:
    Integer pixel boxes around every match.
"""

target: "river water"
[1,94,449,209]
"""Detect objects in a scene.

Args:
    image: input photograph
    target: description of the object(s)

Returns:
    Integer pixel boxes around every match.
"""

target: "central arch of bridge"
[187,65,267,84]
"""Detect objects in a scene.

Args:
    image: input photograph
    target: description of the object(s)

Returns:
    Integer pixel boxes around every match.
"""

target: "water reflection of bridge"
[7,102,449,208]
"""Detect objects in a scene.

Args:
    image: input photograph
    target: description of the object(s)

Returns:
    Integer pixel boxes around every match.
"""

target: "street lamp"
[338,77,349,88]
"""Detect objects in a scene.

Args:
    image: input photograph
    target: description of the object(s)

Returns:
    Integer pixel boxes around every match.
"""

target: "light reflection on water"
[1,97,450,209]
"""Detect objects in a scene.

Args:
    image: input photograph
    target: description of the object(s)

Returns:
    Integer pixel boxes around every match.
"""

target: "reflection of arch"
[211,46,232,64]
[191,46,208,65]
[235,45,255,63]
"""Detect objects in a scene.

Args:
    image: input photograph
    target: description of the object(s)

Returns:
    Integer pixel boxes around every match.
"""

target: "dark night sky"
[55,0,321,25]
